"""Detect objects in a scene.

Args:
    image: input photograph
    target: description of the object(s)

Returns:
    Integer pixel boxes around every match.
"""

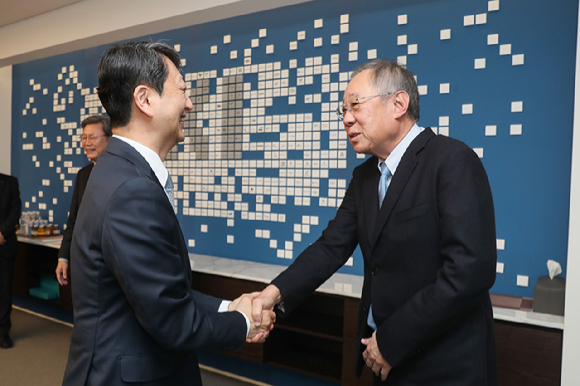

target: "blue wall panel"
[11,0,578,297]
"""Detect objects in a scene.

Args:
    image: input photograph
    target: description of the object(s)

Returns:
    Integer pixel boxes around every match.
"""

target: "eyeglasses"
[81,133,105,143]
[335,92,394,120]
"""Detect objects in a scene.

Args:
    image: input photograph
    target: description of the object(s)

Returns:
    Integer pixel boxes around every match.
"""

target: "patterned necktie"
[378,161,391,209]
[165,175,176,211]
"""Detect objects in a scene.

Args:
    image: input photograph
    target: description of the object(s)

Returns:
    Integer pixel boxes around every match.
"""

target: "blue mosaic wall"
[11,0,578,297]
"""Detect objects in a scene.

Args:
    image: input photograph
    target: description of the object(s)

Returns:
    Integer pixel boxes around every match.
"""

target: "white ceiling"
[0,0,84,28]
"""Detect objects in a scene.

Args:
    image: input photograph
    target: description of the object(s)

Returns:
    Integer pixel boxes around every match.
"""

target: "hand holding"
[55,260,69,286]
[232,294,275,343]
[361,331,392,381]
[229,292,261,312]
[251,285,282,327]
[247,309,276,343]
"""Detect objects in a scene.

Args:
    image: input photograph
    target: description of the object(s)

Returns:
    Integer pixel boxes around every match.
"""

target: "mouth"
[348,132,360,141]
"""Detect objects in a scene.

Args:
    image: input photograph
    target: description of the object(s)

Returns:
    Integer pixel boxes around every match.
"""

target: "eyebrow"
[343,92,360,101]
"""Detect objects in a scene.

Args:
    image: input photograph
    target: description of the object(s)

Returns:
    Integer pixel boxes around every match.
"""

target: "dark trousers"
[0,253,15,334]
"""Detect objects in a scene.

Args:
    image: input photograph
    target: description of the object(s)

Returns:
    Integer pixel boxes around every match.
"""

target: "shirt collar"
[378,123,424,175]
[113,135,168,187]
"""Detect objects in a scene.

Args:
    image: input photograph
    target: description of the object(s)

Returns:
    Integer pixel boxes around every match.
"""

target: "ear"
[133,85,154,118]
[392,91,410,119]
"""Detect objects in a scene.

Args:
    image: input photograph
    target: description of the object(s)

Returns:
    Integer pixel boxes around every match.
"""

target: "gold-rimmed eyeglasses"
[81,133,105,143]
[335,92,394,120]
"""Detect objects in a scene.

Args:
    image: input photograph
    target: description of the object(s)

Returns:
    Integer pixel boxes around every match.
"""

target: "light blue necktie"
[378,161,391,209]
[368,161,391,330]
[165,175,176,211]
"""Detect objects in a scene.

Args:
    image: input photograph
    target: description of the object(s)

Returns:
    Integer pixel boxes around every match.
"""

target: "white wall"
[0,66,12,175]
[0,0,314,67]
[0,0,578,382]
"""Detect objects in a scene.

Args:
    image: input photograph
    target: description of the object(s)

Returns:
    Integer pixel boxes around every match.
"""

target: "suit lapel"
[370,128,435,248]
[106,137,191,276]
[106,137,163,189]
[78,163,93,200]
[363,161,381,247]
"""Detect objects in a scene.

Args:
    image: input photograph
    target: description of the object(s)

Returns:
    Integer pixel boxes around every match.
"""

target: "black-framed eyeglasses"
[335,92,394,120]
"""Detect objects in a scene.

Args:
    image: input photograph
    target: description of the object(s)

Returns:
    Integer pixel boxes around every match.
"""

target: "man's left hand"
[361,331,392,381]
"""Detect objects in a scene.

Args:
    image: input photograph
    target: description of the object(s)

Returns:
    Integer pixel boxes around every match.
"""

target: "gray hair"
[81,115,112,137]
[351,59,420,121]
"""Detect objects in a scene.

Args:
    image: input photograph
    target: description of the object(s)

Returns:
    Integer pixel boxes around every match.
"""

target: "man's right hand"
[233,295,275,343]
[56,260,69,286]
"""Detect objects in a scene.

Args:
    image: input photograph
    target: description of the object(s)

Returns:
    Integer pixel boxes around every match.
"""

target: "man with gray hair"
[56,114,111,286]
[251,59,498,385]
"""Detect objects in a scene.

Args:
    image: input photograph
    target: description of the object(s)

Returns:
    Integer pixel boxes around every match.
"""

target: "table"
[14,235,72,310]
[12,243,563,385]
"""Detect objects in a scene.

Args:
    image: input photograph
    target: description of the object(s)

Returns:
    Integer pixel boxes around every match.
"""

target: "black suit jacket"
[0,174,21,259]
[63,138,247,386]
[272,128,498,385]
[58,162,93,260]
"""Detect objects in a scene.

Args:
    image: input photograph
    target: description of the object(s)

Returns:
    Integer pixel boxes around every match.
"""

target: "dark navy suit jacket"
[272,128,498,385]
[58,162,93,260]
[0,173,21,259]
[63,138,247,386]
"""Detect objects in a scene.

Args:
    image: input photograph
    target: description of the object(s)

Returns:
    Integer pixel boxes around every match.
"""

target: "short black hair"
[97,41,182,128]
[81,115,112,137]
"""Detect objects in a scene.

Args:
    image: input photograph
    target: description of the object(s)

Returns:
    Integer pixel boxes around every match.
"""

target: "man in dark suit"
[56,115,111,286]
[0,173,22,349]
[251,59,498,385]
[62,42,274,386]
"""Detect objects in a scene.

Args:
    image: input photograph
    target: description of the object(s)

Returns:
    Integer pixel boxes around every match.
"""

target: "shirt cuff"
[218,300,231,312]
[58,257,69,262]
[219,300,251,338]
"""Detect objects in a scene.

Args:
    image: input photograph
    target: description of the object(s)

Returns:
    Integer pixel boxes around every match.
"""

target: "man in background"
[251,59,498,385]
[0,173,22,349]
[62,41,273,386]
[55,114,111,286]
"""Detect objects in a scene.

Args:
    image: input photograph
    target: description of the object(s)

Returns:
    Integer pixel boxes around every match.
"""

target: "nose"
[185,95,193,111]
[342,108,356,127]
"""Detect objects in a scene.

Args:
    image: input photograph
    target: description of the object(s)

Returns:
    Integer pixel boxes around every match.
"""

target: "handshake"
[229,285,392,381]
[228,284,282,343]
